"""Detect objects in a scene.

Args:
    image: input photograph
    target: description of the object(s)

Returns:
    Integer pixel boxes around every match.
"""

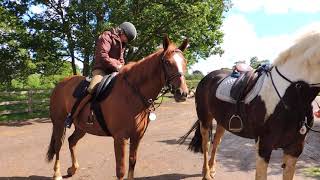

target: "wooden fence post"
[28,90,33,114]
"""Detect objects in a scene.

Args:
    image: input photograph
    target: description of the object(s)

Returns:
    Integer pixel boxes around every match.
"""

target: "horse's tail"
[46,126,66,162]
[178,120,204,153]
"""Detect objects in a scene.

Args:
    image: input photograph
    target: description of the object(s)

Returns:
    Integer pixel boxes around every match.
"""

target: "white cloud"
[233,0,262,13]
[30,5,45,14]
[234,0,320,14]
[190,14,320,75]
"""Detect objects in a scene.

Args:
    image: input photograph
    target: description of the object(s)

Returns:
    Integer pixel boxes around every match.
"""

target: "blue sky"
[191,0,320,74]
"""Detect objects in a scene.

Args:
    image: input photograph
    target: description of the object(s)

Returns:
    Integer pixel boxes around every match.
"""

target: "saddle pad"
[216,73,266,104]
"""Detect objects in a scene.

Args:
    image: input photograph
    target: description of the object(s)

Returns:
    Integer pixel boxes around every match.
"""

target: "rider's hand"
[116,64,123,72]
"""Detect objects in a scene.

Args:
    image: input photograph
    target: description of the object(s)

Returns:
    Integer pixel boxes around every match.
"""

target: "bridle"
[160,49,185,90]
[123,49,186,111]
[268,66,320,133]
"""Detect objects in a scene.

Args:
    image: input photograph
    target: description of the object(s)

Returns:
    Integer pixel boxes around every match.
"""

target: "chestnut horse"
[47,35,189,180]
[179,30,320,180]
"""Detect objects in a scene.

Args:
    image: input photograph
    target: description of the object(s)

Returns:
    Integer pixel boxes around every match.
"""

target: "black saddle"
[93,72,117,102]
[230,70,258,102]
[66,73,117,136]
[228,63,271,132]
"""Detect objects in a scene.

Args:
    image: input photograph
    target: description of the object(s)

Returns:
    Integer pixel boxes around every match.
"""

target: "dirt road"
[0,98,319,180]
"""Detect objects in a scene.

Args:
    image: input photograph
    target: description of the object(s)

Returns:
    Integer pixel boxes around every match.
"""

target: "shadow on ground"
[132,173,201,180]
[0,118,51,127]
[0,176,51,180]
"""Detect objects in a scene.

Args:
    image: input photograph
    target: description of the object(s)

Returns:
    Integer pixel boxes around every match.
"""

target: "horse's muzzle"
[173,88,188,102]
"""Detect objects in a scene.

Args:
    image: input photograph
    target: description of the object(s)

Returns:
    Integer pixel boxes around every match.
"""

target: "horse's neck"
[258,67,292,120]
[125,52,165,104]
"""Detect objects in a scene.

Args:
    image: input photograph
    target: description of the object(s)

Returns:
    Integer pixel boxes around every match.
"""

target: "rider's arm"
[98,34,122,71]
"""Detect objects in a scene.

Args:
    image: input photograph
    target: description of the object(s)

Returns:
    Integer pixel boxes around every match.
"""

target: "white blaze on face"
[173,53,184,73]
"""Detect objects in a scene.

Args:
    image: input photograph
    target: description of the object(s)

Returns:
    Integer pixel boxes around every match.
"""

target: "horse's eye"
[165,60,170,65]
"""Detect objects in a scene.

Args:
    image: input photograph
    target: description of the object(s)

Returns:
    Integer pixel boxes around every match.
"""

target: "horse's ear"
[179,38,189,52]
[163,34,171,50]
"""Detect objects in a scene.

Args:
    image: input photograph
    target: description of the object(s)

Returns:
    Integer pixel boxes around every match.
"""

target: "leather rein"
[123,49,184,111]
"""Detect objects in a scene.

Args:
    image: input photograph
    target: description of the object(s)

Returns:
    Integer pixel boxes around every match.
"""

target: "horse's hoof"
[67,167,77,176]
[210,170,216,179]
[202,177,213,180]
[202,174,214,180]
[53,176,63,180]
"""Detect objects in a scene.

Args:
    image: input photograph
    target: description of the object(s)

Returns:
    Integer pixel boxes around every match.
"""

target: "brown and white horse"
[179,30,320,180]
[47,35,189,180]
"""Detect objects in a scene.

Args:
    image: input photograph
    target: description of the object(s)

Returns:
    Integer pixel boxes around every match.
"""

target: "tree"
[249,56,271,69]
[192,70,204,76]
[0,3,31,86]
[249,56,259,69]
[1,0,231,81]
[108,0,231,65]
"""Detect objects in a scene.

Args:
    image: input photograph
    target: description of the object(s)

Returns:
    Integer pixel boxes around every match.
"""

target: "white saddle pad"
[216,73,266,104]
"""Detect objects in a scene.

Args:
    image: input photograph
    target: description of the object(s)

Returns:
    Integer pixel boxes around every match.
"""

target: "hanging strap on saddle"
[65,80,91,128]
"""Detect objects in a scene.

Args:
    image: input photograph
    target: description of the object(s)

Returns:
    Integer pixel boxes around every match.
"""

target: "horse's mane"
[120,44,178,85]
[273,30,320,66]
[120,49,163,85]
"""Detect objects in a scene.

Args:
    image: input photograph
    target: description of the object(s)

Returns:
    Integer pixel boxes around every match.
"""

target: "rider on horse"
[87,22,137,94]
[65,22,137,128]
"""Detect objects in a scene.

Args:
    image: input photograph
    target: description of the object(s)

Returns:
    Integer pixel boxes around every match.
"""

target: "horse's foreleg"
[114,137,127,180]
[200,122,212,180]
[67,127,86,176]
[208,124,225,178]
[127,137,141,180]
[255,138,271,180]
[282,154,298,180]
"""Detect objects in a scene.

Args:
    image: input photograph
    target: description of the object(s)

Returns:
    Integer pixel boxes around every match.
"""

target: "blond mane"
[273,30,320,66]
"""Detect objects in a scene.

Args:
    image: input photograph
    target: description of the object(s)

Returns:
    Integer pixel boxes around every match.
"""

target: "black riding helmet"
[119,22,137,42]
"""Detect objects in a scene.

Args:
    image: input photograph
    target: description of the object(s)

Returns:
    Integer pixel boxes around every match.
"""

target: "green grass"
[0,94,28,101]
[186,79,200,89]
[155,95,171,104]
[0,90,51,121]
[303,167,320,177]
[0,111,49,122]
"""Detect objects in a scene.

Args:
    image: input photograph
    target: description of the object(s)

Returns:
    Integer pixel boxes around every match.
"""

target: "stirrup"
[228,114,243,132]
[65,113,73,128]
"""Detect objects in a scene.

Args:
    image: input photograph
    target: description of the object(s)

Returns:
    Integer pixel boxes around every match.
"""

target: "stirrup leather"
[87,110,95,125]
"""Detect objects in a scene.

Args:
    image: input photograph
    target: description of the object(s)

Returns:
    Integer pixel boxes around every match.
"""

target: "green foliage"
[250,56,259,69]
[26,74,41,89]
[0,90,50,121]
[303,167,320,177]
[111,0,231,66]
[185,71,204,89]
[7,62,73,90]
[1,0,231,80]
[0,4,31,85]
[249,56,271,69]
[187,79,201,89]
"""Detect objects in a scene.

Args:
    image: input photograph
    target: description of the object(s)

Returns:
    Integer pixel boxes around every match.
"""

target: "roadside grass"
[303,167,320,178]
[0,79,200,122]
[0,91,50,122]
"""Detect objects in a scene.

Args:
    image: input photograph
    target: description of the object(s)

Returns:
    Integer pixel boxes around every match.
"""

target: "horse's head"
[161,34,189,102]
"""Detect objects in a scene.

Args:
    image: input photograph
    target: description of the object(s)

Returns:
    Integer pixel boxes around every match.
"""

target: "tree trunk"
[83,52,90,76]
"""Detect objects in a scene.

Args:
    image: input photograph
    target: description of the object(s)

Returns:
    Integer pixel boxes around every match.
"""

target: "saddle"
[65,73,117,135]
[218,63,270,132]
[230,70,258,102]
